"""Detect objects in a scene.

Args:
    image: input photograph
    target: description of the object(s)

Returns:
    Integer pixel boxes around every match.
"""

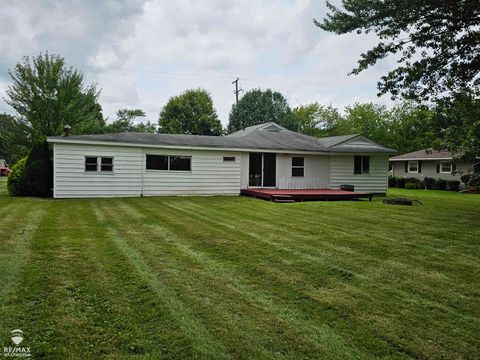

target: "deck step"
[272,195,295,203]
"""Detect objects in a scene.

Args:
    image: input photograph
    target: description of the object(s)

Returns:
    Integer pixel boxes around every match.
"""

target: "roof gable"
[326,135,394,153]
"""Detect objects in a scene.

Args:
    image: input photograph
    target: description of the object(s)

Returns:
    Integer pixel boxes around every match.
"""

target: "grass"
[0,177,479,358]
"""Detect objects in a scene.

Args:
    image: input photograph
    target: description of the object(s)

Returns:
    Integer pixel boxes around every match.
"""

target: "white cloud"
[0,0,397,126]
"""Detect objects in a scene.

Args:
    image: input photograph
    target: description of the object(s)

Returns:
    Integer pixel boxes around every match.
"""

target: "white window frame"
[440,161,452,173]
[408,161,419,173]
[145,154,192,172]
[291,157,305,177]
[84,156,114,173]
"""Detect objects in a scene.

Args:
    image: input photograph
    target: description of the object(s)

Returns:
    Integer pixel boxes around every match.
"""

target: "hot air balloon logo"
[11,329,24,345]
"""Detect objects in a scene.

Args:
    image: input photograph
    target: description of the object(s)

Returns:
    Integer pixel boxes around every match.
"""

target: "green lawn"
[0,178,479,359]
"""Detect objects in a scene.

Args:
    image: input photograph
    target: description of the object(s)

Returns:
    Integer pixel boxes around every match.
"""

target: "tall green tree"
[316,1,480,101]
[337,103,392,146]
[105,109,156,133]
[158,89,222,135]
[292,102,342,137]
[0,113,30,163]
[432,92,480,161]
[227,89,296,133]
[389,103,435,154]
[4,53,105,146]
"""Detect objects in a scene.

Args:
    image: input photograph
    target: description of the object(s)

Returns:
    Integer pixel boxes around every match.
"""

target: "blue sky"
[0,0,397,126]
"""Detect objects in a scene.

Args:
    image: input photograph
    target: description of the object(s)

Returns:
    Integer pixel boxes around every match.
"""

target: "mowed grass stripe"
[0,202,47,342]
[93,201,235,360]
[104,199,359,359]
[116,200,378,354]
[113,198,364,359]
[175,196,480,290]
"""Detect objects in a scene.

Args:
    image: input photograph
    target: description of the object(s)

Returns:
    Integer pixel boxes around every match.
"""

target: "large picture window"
[146,154,191,171]
[291,157,304,177]
[170,156,191,171]
[354,155,370,175]
[146,155,168,170]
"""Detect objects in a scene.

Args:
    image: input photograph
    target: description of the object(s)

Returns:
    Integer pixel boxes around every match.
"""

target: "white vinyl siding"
[276,154,330,189]
[54,143,142,198]
[142,149,241,196]
[329,154,389,193]
[53,143,241,198]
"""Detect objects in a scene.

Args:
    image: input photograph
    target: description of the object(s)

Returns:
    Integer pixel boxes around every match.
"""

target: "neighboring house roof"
[389,149,454,161]
[47,122,395,154]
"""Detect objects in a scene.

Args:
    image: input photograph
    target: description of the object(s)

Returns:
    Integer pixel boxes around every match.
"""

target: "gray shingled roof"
[48,122,395,153]
[390,149,453,161]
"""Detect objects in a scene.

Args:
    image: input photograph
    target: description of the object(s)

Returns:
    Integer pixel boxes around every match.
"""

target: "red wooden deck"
[240,188,374,202]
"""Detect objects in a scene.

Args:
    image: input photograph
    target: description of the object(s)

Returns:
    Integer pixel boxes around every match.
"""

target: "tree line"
[0,53,479,164]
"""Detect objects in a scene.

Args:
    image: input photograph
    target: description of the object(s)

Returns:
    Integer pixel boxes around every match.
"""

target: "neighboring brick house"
[389,149,478,181]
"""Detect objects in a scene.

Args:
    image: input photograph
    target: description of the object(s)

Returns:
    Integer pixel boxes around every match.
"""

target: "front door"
[248,153,276,187]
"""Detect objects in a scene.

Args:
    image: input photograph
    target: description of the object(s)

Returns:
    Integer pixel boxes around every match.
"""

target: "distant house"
[47,122,395,198]
[389,149,478,180]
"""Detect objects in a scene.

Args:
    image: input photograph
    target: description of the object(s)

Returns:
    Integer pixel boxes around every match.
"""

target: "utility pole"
[232,78,243,105]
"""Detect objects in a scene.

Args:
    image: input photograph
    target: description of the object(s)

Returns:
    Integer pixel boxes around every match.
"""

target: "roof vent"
[62,125,71,137]
[262,124,283,132]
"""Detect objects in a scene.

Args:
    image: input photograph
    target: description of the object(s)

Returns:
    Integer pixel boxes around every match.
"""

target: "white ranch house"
[47,122,395,198]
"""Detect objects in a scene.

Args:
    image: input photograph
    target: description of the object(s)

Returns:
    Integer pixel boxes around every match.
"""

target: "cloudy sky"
[0,0,397,126]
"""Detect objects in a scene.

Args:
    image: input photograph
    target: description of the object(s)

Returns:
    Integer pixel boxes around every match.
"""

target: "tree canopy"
[291,101,435,154]
[291,103,342,137]
[431,92,480,160]
[227,89,297,133]
[158,89,222,135]
[105,109,156,133]
[0,113,30,163]
[5,53,105,140]
[316,0,480,102]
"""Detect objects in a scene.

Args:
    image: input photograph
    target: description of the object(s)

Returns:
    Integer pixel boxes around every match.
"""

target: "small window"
[223,156,236,162]
[85,157,98,171]
[101,157,113,172]
[354,155,370,175]
[170,156,191,171]
[408,161,418,173]
[146,155,168,170]
[440,161,452,173]
[292,157,304,177]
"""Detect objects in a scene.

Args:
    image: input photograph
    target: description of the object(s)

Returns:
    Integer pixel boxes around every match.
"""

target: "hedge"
[7,141,53,197]
[447,180,460,191]
[435,179,448,190]
[424,177,435,190]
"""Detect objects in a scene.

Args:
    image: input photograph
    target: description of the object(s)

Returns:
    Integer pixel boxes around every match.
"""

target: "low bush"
[7,157,27,196]
[405,177,422,185]
[405,182,420,190]
[395,177,406,188]
[435,178,448,190]
[460,174,472,184]
[469,173,480,187]
[423,177,435,190]
[388,176,396,188]
[447,180,460,191]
